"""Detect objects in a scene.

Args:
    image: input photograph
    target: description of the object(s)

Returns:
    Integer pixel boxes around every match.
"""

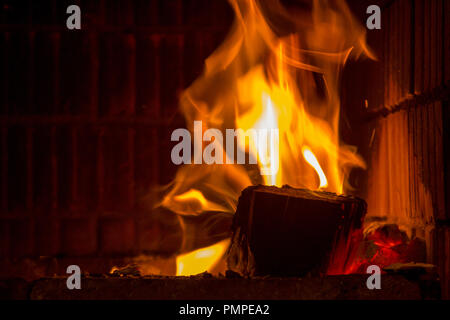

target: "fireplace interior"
[0,0,449,300]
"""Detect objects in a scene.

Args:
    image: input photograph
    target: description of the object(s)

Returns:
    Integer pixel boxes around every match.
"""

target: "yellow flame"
[257,98,279,187]
[237,94,280,186]
[174,189,208,207]
[302,146,328,188]
[176,239,230,276]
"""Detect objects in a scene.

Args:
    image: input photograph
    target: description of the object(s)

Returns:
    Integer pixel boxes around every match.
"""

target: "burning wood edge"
[227,185,367,277]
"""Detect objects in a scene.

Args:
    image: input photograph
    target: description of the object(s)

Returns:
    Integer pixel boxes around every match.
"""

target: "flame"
[302,146,328,188]
[176,239,230,276]
[156,0,372,275]
[171,188,229,213]
[236,94,280,186]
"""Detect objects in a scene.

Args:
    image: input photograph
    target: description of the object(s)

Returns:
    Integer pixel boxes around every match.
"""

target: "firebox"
[0,0,449,301]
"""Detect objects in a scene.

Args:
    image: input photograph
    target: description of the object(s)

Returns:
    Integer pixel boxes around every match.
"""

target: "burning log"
[228,185,367,276]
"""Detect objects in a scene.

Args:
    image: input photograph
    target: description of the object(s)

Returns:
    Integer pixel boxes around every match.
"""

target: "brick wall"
[0,0,232,276]
[359,0,450,299]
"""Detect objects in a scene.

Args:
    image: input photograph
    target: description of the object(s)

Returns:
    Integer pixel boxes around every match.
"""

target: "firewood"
[227,185,367,276]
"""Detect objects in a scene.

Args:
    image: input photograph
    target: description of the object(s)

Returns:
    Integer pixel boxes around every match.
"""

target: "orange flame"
[157,0,372,275]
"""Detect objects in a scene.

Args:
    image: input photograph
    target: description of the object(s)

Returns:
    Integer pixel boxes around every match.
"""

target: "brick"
[60,32,99,115]
[158,126,180,185]
[76,127,99,211]
[102,128,134,211]
[32,127,52,211]
[136,35,160,117]
[134,128,158,209]
[211,0,234,26]
[445,0,450,84]
[1,128,7,212]
[0,33,7,115]
[33,32,60,115]
[9,219,34,258]
[56,127,72,211]
[80,0,106,28]
[30,0,55,25]
[158,0,182,26]
[35,218,60,257]
[0,220,9,258]
[183,0,214,26]
[105,0,134,26]
[434,225,450,299]
[99,33,136,116]
[160,35,184,119]
[137,216,162,253]
[1,0,31,25]
[183,32,207,88]
[61,218,97,256]
[135,0,158,26]
[5,32,32,114]
[414,0,425,94]
[99,218,136,255]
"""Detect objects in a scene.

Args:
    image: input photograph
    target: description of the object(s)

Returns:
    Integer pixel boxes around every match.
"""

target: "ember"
[333,224,428,275]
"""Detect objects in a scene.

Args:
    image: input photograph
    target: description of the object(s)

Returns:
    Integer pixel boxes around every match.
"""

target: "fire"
[171,188,229,214]
[176,239,230,276]
[302,146,328,189]
[156,0,372,275]
[236,94,280,186]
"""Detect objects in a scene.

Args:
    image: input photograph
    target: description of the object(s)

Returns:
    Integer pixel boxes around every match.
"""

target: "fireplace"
[0,0,449,300]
